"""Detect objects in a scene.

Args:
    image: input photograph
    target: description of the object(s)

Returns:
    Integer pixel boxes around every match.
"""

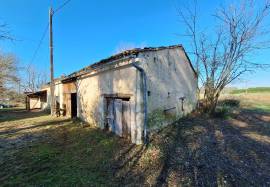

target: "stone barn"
[29,45,198,144]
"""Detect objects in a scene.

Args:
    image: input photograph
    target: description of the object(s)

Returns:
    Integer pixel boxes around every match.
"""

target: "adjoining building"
[25,90,48,110]
[26,45,198,144]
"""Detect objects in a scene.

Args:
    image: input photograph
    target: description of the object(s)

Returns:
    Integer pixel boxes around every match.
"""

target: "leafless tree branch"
[178,0,270,113]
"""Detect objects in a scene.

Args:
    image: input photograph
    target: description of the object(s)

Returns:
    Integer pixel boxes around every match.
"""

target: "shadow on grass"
[109,108,270,186]
[1,109,270,186]
[242,107,270,114]
[0,118,71,136]
[0,109,48,123]
[0,123,140,186]
[151,110,270,186]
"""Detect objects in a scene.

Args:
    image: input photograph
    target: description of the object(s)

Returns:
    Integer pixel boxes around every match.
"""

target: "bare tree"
[22,64,48,92]
[0,22,19,103]
[0,23,13,40]
[0,53,19,98]
[179,0,270,113]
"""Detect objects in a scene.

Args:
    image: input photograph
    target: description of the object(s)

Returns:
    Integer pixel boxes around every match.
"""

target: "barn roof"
[25,90,47,97]
[62,44,196,82]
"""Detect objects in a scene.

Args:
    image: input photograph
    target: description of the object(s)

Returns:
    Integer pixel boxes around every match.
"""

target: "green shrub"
[213,106,230,118]
[219,99,240,108]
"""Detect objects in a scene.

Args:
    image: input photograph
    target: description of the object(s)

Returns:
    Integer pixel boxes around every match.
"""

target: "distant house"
[26,45,198,144]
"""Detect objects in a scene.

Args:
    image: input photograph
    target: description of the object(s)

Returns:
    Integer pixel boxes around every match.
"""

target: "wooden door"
[122,101,131,139]
[105,98,131,139]
[114,99,123,137]
[107,99,115,132]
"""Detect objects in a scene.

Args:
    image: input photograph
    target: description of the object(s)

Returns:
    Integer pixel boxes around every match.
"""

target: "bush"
[212,99,240,118]
[213,106,230,118]
[219,99,240,108]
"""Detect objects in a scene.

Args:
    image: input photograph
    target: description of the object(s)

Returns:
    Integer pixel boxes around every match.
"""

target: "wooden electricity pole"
[49,7,55,116]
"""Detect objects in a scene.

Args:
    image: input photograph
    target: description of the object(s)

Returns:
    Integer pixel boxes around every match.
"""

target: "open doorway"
[71,93,77,118]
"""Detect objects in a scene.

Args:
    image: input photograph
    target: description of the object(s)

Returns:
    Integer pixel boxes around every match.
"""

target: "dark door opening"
[71,93,77,118]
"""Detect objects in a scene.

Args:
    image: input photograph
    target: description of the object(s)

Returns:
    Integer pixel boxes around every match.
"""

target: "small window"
[147,91,151,96]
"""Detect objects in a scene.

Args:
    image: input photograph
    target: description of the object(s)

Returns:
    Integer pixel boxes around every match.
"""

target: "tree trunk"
[203,81,220,114]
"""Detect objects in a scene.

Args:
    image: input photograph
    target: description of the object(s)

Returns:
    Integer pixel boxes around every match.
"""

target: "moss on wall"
[147,109,177,130]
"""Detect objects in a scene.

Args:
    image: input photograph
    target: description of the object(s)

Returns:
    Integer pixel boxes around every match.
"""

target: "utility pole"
[49,7,55,116]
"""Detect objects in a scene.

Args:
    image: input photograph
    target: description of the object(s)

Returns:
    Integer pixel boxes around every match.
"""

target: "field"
[0,92,270,186]
[230,87,270,94]
[222,92,270,113]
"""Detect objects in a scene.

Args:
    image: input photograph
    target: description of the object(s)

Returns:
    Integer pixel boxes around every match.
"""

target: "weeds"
[211,99,240,119]
[219,99,240,108]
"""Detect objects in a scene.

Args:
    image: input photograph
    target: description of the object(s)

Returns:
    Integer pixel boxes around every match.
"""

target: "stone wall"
[138,48,198,130]
[76,62,144,144]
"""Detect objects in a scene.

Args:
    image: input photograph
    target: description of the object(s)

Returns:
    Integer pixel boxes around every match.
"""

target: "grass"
[0,106,24,112]
[221,92,270,113]
[243,102,270,113]
[1,92,270,186]
[231,87,270,94]
[0,111,134,186]
[16,130,119,186]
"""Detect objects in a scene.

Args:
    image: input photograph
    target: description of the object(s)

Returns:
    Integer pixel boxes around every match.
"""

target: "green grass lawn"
[10,128,118,185]
[0,107,24,112]
[0,113,137,186]
[245,102,270,113]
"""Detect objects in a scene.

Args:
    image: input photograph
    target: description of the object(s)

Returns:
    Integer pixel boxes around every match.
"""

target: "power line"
[29,23,49,65]
[53,0,72,14]
[30,0,71,64]
[48,0,71,115]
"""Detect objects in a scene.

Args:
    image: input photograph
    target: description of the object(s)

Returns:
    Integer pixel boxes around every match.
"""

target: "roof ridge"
[62,44,183,80]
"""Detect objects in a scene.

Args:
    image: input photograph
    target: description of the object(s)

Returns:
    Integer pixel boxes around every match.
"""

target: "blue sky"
[0,0,269,88]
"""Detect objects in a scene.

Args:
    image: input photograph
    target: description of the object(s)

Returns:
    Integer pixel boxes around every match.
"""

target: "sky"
[0,0,269,88]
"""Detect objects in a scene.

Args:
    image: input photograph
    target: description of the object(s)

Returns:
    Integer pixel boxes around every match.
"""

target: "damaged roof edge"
[25,90,47,97]
[63,44,183,81]
[57,44,196,82]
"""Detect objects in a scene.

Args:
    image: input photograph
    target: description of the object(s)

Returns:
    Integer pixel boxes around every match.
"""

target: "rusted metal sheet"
[63,82,76,94]
[62,82,76,117]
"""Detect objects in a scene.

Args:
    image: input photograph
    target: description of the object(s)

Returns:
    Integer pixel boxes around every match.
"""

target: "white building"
[26,45,198,144]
